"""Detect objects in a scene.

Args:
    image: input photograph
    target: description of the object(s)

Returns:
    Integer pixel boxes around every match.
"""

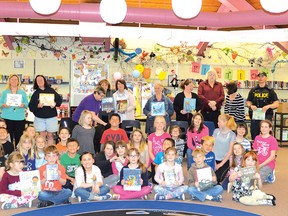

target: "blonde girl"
[147,116,171,183]
[72,110,96,155]
[212,114,236,184]
[112,148,151,200]
[112,140,128,177]
[252,120,278,183]
[0,152,37,209]
[56,127,71,155]
[129,129,149,168]
[17,134,36,171]
[154,147,187,200]
[34,134,47,169]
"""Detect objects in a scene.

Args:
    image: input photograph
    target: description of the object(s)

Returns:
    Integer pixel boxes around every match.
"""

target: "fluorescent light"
[260,0,288,13]
[172,0,202,19]
[100,0,127,24]
[29,0,61,15]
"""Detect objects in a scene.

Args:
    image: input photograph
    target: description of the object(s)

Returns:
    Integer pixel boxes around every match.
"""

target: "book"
[252,108,265,120]
[151,101,165,116]
[116,99,128,112]
[240,166,256,184]
[196,167,213,191]
[46,164,59,181]
[123,168,141,191]
[183,98,196,113]
[19,170,41,196]
[101,97,114,111]
[6,93,22,106]
[39,93,55,106]
[163,169,177,186]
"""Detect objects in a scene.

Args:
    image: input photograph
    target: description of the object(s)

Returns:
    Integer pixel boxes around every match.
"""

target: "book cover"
[240,166,256,184]
[39,93,55,106]
[183,98,196,113]
[123,168,141,191]
[196,167,212,182]
[101,97,114,111]
[6,93,22,106]
[252,108,265,120]
[163,168,177,186]
[19,170,41,196]
[116,99,128,112]
[46,164,59,181]
[151,101,165,116]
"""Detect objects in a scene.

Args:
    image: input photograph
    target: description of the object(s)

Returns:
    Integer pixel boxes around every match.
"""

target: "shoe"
[22,200,33,208]
[63,199,71,204]
[211,195,222,202]
[1,202,17,210]
[266,170,276,183]
[154,193,166,200]
[265,194,276,201]
[78,196,82,202]
[227,182,232,193]
[178,194,185,201]
[37,201,54,208]
[112,194,120,200]
[141,195,148,200]
[190,195,197,201]
[101,193,112,200]
[257,199,276,206]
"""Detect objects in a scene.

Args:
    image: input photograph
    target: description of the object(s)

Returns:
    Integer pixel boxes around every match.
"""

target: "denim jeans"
[187,185,223,202]
[186,148,193,170]
[38,189,72,205]
[74,185,110,202]
[103,174,119,188]
[154,185,188,198]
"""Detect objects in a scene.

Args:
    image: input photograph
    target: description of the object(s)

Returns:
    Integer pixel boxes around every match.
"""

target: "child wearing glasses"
[0,152,37,209]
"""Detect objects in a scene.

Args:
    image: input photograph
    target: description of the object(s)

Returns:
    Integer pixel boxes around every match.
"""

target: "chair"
[204,121,215,136]
[59,117,78,132]
[169,121,189,139]
[121,120,141,138]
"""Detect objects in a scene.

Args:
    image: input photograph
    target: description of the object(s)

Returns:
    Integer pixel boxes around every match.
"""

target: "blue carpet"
[13,200,260,216]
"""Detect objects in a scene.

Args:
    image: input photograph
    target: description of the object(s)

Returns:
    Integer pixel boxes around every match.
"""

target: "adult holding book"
[198,70,225,128]
[28,75,62,145]
[0,74,28,144]
[173,79,201,125]
[113,79,136,121]
[98,79,115,123]
[143,83,174,131]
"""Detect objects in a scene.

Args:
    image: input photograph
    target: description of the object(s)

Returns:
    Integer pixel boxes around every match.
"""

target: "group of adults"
[0,70,279,146]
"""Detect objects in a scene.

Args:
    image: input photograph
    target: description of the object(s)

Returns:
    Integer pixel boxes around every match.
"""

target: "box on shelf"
[277,102,288,113]
[275,128,288,141]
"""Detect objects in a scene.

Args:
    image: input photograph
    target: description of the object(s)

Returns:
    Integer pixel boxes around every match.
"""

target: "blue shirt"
[154,152,165,165]
[192,151,216,170]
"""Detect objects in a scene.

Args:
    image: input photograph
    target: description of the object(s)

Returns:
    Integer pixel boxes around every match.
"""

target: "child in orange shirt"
[56,127,71,155]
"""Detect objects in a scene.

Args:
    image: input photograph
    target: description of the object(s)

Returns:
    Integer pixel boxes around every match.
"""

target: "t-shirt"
[60,153,81,178]
[100,128,129,144]
[213,129,236,161]
[23,153,36,171]
[148,132,171,157]
[154,152,165,165]
[74,165,103,190]
[56,142,67,155]
[252,135,278,170]
[191,151,216,170]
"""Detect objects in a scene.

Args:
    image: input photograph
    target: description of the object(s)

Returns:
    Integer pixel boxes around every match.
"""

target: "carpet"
[13,200,260,216]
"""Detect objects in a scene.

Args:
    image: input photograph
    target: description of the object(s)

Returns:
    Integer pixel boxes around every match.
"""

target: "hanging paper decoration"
[143,68,151,79]
[250,69,258,80]
[158,71,167,81]
[192,62,200,73]
[132,70,140,78]
[213,67,222,79]
[135,64,144,73]
[237,69,245,80]
[113,72,122,80]
[224,68,233,80]
[266,47,274,60]
[201,64,210,76]
[231,51,238,62]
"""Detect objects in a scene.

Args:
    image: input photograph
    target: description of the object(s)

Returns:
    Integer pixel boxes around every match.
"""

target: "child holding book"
[128,129,149,168]
[154,147,187,200]
[235,123,251,151]
[252,120,278,183]
[229,151,276,206]
[17,134,36,171]
[0,127,14,181]
[186,113,209,170]
[148,116,171,183]
[154,138,174,166]
[112,148,151,200]
[100,113,129,151]
[0,152,38,209]
[72,110,95,155]
[187,148,223,202]
[34,134,47,169]
[38,145,72,208]
[112,140,129,179]
[56,127,71,155]
[60,138,81,191]
[170,125,185,165]
[74,152,111,202]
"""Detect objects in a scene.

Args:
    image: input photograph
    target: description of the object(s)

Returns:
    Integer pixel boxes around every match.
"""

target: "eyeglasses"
[129,154,139,158]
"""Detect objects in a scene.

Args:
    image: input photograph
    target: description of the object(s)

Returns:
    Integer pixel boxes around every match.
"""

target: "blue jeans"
[38,189,72,205]
[154,185,188,198]
[187,185,223,202]
[74,186,110,202]
[103,174,119,188]
[186,148,193,170]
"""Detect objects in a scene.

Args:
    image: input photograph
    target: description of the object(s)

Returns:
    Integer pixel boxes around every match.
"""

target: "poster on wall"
[250,69,258,80]
[191,62,200,73]
[237,69,245,80]
[214,67,222,79]
[201,64,210,75]
[224,68,233,80]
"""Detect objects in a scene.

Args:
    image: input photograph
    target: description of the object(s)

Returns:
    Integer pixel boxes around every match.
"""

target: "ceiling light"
[260,0,288,13]
[29,0,61,15]
[172,0,202,19]
[100,0,127,24]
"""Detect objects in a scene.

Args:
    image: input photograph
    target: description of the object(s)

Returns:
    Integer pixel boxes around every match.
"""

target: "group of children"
[0,109,278,210]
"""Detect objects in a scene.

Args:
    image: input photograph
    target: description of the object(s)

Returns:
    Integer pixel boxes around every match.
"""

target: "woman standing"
[0,74,28,144]
[28,75,62,145]
[98,79,115,123]
[113,79,136,121]
[173,79,201,125]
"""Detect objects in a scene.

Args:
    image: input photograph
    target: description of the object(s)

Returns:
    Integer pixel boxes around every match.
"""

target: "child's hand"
[160,181,167,186]
[194,181,199,188]
[109,155,118,162]
[50,102,56,108]
[140,178,143,185]
[57,170,62,180]
[92,184,100,194]
[70,178,75,185]
[216,163,222,170]
[121,179,125,186]
[254,173,261,180]
[38,103,44,108]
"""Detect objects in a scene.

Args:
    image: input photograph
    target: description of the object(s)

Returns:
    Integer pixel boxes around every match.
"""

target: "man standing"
[246,72,279,140]
[198,70,225,128]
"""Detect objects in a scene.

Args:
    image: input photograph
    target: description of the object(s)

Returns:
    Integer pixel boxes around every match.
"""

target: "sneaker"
[101,193,112,200]
[257,199,276,206]
[21,200,33,208]
[1,202,17,210]
[190,195,197,201]
[211,195,222,202]
[112,194,120,200]
[227,182,232,193]
[154,194,166,200]
[141,195,148,200]
[37,201,54,208]
[78,196,82,202]
[265,194,276,201]
[178,194,185,201]
[266,170,276,183]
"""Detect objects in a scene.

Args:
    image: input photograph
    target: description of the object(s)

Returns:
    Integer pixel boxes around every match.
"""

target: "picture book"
[19,170,41,196]
[252,108,265,120]
[240,166,256,185]
[39,93,55,106]
[183,98,196,113]
[46,164,59,181]
[151,101,165,116]
[101,97,114,111]
[163,168,177,186]
[6,93,22,107]
[196,167,213,191]
[123,168,141,191]
[116,99,128,112]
